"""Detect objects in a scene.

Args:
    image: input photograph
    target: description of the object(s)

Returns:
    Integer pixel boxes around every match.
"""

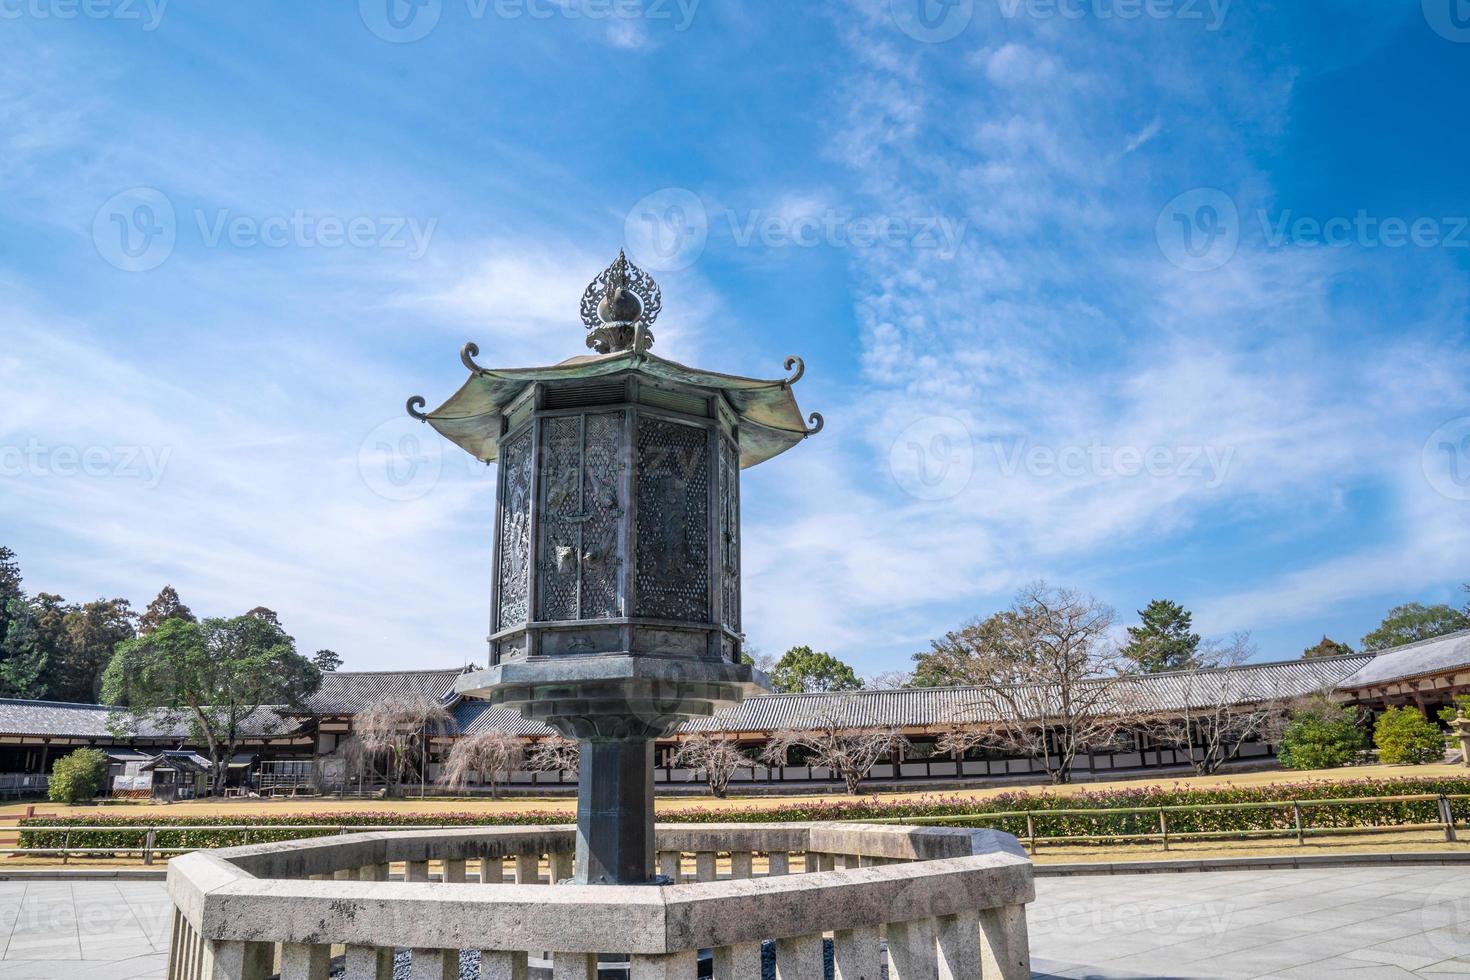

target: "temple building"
[2,630,1467,797]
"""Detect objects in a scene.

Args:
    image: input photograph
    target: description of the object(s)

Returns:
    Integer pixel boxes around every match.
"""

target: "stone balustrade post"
[833,926,883,980]
[344,945,395,980]
[887,918,938,980]
[658,850,682,882]
[409,949,458,980]
[775,935,824,980]
[201,939,272,980]
[935,911,982,980]
[279,943,330,980]
[553,850,575,882]
[551,952,598,979]
[713,941,763,980]
[515,853,541,885]
[406,861,430,882]
[977,904,1031,980]
[766,851,789,876]
[478,950,529,980]
[695,850,718,882]
[630,951,698,978]
[479,857,504,882]
[444,859,467,883]
[729,850,753,879]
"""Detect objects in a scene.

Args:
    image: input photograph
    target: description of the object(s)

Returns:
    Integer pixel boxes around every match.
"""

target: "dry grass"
[5,761,1465,822]
[5,762,1468,868]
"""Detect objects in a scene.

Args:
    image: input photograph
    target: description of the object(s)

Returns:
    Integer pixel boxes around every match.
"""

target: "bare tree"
[438,732,526,797]
[671,734,753,798]
[761,696,907,795]
[525,735,581,781]
[938,582,1135,784]
[1146,632,1298,775]
[865,670,914,690]
[354,698,453,797]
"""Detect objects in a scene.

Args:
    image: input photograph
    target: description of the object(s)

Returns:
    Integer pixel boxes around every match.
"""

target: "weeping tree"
[762,696,906,795]
[671,734,754,798]
[355,697,453,797]
[525,735,581,782]
[438,732,526,797]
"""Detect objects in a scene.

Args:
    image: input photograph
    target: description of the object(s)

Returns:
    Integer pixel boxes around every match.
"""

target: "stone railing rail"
[166,822,1033,979]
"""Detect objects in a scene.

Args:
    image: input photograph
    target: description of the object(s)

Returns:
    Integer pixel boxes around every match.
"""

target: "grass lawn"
[6,760,1466,822]
[5,762,1468,867]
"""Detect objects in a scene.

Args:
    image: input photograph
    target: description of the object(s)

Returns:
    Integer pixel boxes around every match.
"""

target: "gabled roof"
[0,699,301,740]
[1338,629,1470,690]
[305,669,465,714]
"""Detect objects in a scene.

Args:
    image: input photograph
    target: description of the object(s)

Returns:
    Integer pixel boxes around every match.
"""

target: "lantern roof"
[407,251,821,469]
[408,345,822,469]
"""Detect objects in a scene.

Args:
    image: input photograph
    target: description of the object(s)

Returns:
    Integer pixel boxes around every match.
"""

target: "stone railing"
[166,822,1033,979]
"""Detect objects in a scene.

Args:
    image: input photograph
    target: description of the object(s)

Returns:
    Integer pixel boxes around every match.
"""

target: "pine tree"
[1302,636,1355,659]
[312,649,343,672]
[138,585,196,635]
[1121,599,1202,673]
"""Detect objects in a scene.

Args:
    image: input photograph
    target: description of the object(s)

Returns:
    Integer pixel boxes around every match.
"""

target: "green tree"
[1373,706,1445,765]
[1302,636,1356,660]
[0,547,22,634]
[103,614,321,795]
[0,598,50,699]
[1361,602,1469,652]
[1277,697,1366,770]
[52,598,136,703]
[768,646,862,694]
[48,747,109,805]
[312,649,343,672]
[138,586,195,635]
[911,614,1009,688]
[1121,599,1201,673]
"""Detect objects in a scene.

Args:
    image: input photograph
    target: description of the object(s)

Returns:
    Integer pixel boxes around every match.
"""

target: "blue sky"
[2,0,1467,676]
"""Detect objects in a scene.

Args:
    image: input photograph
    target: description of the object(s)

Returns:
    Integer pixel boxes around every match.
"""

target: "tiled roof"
[1337,630,1470,690]
[0,700,299,739]
[304,669,466,714]
[449,654,1371,737]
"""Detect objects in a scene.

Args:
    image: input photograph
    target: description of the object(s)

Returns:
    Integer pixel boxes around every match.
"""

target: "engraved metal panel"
[634,415,709,622]
[719,435,740,632]
[537,412,626,623]
[495,429,534,629]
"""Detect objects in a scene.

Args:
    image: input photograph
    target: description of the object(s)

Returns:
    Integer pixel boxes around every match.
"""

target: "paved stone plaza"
[5,866,1470,979]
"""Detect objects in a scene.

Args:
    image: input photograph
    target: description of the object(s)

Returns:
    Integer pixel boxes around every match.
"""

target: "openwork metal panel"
[538,412,626,622]
[634,415,709,622]
[495,428,534,629]
[718,436,740,632]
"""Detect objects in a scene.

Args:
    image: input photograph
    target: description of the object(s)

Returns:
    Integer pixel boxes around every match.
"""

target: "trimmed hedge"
[18,776,1470,853]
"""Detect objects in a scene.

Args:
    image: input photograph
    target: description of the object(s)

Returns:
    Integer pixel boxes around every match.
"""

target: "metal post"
[575,738,656,885]
[1441,796,1457,842]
